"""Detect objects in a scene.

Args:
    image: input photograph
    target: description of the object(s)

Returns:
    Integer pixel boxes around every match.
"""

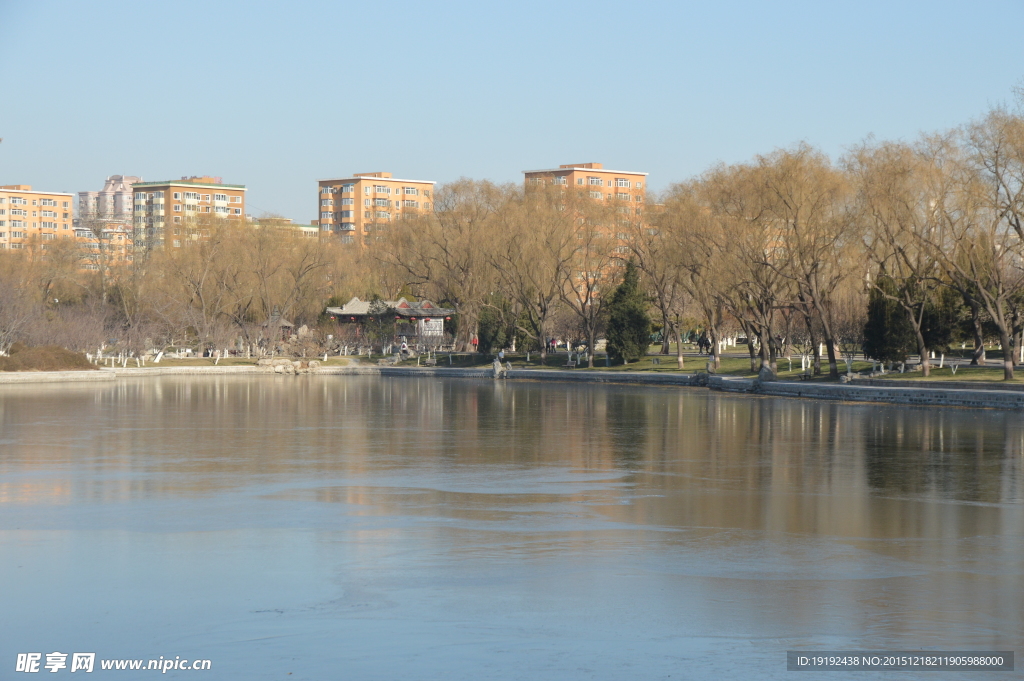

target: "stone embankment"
[0,370,114,384]
[5,363,1024,410]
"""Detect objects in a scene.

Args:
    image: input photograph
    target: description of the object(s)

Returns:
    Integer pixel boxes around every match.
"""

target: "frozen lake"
[1,376,1022,679]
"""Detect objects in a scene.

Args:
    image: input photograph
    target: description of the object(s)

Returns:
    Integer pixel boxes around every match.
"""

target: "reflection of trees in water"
[3,379,1021,513]
[861,407,1022,503]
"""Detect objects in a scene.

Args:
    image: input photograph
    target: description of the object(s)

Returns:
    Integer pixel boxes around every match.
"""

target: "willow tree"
[489,184,577,362]
[658,180,727,371]
[381,180,502,351]
[848,141,945,376]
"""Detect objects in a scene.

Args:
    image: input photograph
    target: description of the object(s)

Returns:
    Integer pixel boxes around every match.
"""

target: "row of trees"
[0,220,358,357]
[367,104,1024,379]
[4,102,1024,378]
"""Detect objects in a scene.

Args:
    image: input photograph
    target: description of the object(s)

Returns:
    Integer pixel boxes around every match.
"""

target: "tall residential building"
[78,175,140,223]
[76,175,141,271]
[0,185,74,252]
[317,172,435,245]
[522,162,647,209]
[132,176,246,250]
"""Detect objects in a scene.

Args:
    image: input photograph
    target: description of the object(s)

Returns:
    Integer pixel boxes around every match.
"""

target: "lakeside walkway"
[5,363,1024,410]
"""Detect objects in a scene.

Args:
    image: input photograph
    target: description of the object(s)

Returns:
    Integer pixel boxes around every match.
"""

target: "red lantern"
[350,317,356,321]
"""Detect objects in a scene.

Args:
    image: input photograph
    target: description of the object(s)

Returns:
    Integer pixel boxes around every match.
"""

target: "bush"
[0,343,96,372]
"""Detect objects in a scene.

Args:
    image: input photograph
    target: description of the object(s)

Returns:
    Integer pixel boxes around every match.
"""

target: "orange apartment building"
[0,185,74,252]
[132,176,246,250]
[524,162,648,254]
[523,163,649,297]
[522,162,647,212]
[316,172,435,245]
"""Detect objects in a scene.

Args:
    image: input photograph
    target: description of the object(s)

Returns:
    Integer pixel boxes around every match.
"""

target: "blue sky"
[1,0,1022,222]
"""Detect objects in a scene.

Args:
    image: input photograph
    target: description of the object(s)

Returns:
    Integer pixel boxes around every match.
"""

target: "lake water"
[1,376,1022,679]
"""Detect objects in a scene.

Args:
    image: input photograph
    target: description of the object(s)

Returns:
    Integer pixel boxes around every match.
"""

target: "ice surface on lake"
[1,377,1022,679]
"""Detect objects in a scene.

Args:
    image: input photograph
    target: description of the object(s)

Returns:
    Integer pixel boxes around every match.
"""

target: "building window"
[364,211,371,218]
[636,182,643,189]
[173,192,181,200]
[340,234,354,244]
[374,198,390,207]
[321,199,333,206]
[232,208,241,215]
[229,196,242,203]
[340,210,354,218]
[588,177,603,186]
[373,185,390,194]
[424,202,430,210]
[375,211,390,219]
[174,216,182,223]
[616,179,630,187]
[173,240,181,247]
[342,184,354,193]
[616,193,630,201]
[589,191,603,199]
[341,198,354,205]
[403,200,418,207]
[321,212,333,220]
[214,194,227,202]
[364,199,371,207]
[184,192,199,200]
[404,187,418,195]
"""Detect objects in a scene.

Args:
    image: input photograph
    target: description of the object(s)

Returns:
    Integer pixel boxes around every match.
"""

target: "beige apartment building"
[316,172,435,245]
[132,176,246,250]
[0,185,74,252]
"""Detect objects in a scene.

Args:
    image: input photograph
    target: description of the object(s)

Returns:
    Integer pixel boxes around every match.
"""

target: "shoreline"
[3,364,1024,410]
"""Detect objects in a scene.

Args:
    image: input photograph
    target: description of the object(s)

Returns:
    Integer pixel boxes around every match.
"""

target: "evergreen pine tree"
[606,261,651,364]
[862,275,914,363]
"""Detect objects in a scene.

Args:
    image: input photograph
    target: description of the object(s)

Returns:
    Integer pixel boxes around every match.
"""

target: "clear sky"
[1,0,1022,222]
